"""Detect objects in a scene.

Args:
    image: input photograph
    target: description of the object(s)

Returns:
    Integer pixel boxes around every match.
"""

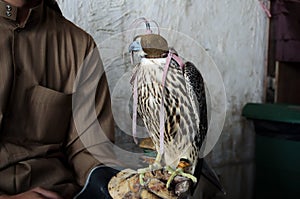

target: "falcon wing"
[183,61,210,194]
[183,61,208,150]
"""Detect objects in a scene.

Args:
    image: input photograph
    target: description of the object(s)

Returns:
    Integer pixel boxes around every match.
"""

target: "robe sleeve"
[64,37,119,186]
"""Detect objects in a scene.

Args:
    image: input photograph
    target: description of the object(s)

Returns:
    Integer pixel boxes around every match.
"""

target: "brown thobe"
[0,0,117,198]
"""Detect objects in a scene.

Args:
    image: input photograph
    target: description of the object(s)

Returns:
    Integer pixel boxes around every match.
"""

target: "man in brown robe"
[0,0,119,198]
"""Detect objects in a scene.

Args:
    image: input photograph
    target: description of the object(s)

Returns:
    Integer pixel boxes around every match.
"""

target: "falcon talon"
[151,170,156,176]
[139,172,146,186]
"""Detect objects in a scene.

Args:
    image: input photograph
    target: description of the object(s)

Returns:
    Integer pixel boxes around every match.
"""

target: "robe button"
[6,5,12,11]
[6,11,12,17]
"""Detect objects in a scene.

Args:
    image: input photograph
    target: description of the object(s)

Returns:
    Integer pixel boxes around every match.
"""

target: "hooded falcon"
[129,33,208,189]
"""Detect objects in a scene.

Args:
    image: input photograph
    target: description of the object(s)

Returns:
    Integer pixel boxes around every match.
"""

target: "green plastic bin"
[242,103,300,199]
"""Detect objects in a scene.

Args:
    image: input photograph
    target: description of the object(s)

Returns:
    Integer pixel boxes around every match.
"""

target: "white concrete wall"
[58,1,268,197]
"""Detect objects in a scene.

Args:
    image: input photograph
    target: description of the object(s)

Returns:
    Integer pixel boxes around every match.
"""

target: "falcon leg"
[137,152,162,186]
[165,165,197,188]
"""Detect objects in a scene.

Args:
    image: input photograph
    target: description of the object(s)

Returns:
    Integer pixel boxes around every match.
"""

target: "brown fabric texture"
[0,0,117,197]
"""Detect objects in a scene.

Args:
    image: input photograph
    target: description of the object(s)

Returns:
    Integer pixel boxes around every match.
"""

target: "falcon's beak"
[129,40,142,53]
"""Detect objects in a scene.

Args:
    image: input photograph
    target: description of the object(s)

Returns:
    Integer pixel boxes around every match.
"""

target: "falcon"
[129,33,215,190]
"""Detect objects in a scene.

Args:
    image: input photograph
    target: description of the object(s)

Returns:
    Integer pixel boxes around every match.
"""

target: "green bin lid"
[242,103,300,124]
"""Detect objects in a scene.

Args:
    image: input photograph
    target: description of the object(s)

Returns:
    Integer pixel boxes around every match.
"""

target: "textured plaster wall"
[58,0,268,165]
